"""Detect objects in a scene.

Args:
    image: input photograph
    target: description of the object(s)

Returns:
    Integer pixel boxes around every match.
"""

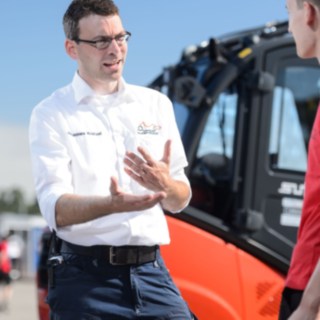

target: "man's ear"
[304,1,318,26]
[65,39,78,60]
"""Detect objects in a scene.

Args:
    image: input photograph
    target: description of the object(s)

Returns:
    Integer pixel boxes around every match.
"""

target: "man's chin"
[297,48,316,60]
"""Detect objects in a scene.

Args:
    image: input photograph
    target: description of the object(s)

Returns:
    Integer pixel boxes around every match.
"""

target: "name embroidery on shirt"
[68,131,102,137]
[137,122,161,135]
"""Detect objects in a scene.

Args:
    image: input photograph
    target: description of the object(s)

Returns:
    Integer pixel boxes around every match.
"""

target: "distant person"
[278,0,320,319]
[29,0,196,319]
[0,234,13,311]
[7,231,24,280]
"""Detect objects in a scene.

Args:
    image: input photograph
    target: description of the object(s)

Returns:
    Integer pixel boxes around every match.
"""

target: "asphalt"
[0,278,38,320]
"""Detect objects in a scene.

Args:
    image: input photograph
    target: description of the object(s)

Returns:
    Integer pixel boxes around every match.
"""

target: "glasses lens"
[115,33,130,44]
[96,39,111,50]
[125,32,131,41]
[95,32,131,50]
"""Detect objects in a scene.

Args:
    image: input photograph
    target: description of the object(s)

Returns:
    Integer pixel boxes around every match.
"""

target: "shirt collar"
[71,72,135,105]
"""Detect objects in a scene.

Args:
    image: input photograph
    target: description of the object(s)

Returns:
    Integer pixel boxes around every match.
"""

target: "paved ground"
[0,277,38,320]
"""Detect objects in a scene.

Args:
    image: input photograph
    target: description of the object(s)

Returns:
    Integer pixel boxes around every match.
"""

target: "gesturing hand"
[109,176,166,213]
[124,140,172,193]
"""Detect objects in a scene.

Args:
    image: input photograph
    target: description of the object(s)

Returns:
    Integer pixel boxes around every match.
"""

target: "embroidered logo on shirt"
[137,122,161,135]
[68,131,102,137]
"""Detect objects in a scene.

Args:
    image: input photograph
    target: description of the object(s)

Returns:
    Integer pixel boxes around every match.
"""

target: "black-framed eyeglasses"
[73,31,131,50]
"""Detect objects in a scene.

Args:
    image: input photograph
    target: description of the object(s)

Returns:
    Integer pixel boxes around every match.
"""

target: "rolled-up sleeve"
[162,94,192,212]
[29,104,73,230]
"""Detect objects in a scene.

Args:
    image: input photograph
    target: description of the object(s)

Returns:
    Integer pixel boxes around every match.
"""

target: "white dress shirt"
[29,73,190,246]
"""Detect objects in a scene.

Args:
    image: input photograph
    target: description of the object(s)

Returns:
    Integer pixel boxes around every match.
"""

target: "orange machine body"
[161,215,285,320]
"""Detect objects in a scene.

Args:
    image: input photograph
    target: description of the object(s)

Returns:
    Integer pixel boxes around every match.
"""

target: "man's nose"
[108,39,122,53]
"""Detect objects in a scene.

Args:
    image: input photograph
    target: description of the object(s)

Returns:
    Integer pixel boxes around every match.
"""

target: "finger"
[124,166,144,183]
[153,191,167,201]
[124,157,148,178]
[109,176,120,195]
[133,191,167,207]
[125,151,146,167]
[137,147,155,166]
[162,139,171,165]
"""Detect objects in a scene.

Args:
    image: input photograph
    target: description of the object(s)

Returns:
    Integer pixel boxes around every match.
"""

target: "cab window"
[189,84,238,216]
[269,66,320,172]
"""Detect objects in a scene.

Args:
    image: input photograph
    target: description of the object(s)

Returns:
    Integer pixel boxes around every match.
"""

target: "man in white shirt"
[29,0,196,319]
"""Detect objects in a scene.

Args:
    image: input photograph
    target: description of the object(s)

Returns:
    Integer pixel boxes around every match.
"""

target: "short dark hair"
[296,0,320,8]
[63,0,119,40]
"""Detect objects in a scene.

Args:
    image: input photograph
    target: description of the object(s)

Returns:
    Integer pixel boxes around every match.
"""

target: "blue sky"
[0,0,288,200]
[0,0,288,126]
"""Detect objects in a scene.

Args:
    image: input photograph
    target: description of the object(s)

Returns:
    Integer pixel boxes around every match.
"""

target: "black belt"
[60,240,158,266]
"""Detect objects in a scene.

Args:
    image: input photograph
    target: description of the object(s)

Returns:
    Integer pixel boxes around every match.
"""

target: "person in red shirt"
[279,0,320,319]
[0,234,12,311]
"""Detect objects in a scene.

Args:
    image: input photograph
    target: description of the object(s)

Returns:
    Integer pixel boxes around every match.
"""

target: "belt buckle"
[109,246,121,266]
[109,246,126,266]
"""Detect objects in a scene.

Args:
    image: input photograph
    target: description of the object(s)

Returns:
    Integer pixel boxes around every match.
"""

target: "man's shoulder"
[126,83,171,103]
[127,83,163,96]
[34,83,73,111]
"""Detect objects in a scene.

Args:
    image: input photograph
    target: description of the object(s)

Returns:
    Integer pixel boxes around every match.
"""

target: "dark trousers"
[48,249,197,320]
[278,287,303,320]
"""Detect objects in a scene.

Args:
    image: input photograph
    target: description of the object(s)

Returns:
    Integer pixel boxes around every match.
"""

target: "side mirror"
[174,76,207,108]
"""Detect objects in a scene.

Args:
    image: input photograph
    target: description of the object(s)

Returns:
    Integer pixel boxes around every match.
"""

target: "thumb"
[162,139,171,165]
[109,176,119,195]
